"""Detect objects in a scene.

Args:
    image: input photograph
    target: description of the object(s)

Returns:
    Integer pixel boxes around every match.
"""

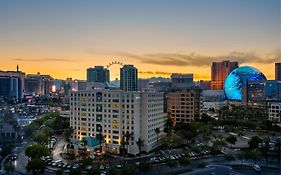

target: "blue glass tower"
[223,66,267,100]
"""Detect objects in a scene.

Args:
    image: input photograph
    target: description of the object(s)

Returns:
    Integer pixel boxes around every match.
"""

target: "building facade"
[268,102,281,122]
[120,65,138,92]
[0,68,25,98]
[167,88,202,124]
[25,73,54,96]
[276,63,281,81]
[171,73,193,88]
[211,61,238,90]
[243,80,281,108]
[0,76,22,99]
[69,89,165,155]
[87,66,110,83]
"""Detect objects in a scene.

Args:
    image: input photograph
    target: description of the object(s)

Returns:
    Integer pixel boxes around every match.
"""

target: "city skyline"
[0,0,280,80]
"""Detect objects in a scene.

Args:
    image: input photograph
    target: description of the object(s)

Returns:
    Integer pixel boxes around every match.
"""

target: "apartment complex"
[268,102,281,122]
[167,88,202,124]
[70,89,165,155]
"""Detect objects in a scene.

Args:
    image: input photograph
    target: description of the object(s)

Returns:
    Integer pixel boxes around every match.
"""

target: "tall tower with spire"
[16,64,19,72]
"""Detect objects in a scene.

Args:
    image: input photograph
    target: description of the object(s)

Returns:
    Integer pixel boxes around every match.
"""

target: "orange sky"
[0,1,280,81]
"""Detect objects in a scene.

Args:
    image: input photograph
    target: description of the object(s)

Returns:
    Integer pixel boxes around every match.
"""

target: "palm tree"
[96,132,104,153]
[276,138,281,164]
[263,137,270,164]
[136,138,144,157]
[124,131,133,155]
[81,137,88,157]
[4,162,14,175]
[155,128,160,145]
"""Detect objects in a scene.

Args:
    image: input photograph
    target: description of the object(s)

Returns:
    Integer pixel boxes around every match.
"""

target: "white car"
[116,164,122,168]
[100,165,105,170]
[252,164,261,172]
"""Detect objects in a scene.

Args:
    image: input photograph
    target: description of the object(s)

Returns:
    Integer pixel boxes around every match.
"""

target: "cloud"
[12,58,75,62]
[131,51,280,67]
[87,48,280,67]
[139,71,172,75]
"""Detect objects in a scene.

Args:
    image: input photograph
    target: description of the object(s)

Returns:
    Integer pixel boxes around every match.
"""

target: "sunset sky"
[0,0,280,80]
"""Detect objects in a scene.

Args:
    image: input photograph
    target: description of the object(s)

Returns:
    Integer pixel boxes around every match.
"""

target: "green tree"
[25,144,49,159]
[178,157,191,165]
[244,149,261,164]
[0,144,14,157]
[89,168,100,175]
[248,136,262,149]
[81,157,93,166]
[263,137,270,164]
[155,127,160,145]
[164,116,174,133]
[275,138,281,164]
[138,162,152,174]
[96,132,104,153]
[63,127,73,143]
[167,160,177,169]
[136,138,144,157]
[4,162,15,175]
[121,165,136,175]
[55,169,64,175]
[70,169,81,175]
[26,158,46,175]
[32,132,48,144]
[212,138,227,152]
[108,167,118,175]
[81,137,88,157]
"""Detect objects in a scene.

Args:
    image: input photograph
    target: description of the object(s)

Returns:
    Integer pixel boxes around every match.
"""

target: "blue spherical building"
[224,66,267,100]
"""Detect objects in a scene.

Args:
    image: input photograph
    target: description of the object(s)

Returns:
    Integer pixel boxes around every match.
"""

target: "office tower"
[0,66,25,98]
[167,87,202,124]
[87,66,110,83]
[25,73,54,96]
[171,73,193,88]
[69,89,165,155]
[244,80,281,108]
[276,63,281,81]
[211,60,238,90]
[0,76,22,99]
[120,65,138,91]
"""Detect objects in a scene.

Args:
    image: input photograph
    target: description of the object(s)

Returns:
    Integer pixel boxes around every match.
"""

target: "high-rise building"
[120,65,138,91]
[25,73,54,96]
[275,63,281,81]
[87,66,110,83]
[171,73,193,88]
[167,87,202,124]
[69,89,165,155]
[0,76,22,99]
[0,65,25,98]
[211,61,238,90]
[243,80,281,108]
